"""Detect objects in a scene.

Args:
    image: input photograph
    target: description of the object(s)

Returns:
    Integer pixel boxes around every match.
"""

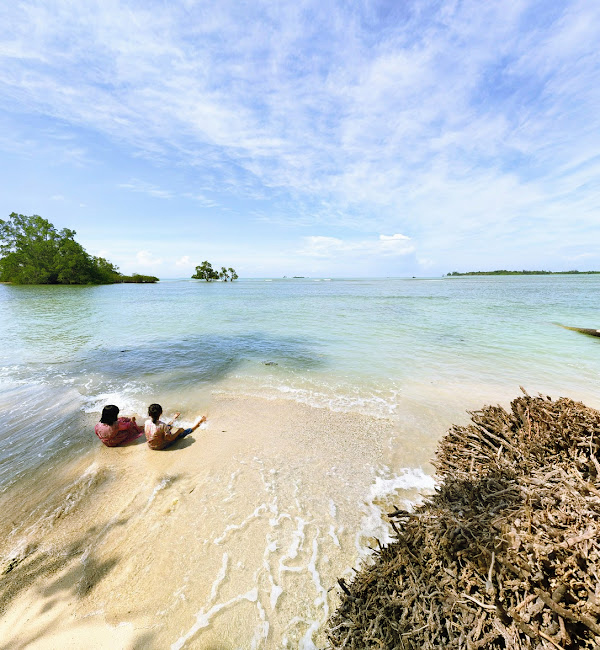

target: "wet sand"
[0,395,437,649]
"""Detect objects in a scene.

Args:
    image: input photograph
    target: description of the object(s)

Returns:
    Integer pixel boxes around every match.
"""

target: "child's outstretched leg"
[193,415,207,429]
[179,415,207,439]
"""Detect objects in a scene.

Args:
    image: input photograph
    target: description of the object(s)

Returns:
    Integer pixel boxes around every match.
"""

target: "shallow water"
[1,276,599,648]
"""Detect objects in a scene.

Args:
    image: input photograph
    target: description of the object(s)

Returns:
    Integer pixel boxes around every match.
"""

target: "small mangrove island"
[192,260,238,281]
[0,213,158,285]
[327,391,600,649]
[447,270,600,276]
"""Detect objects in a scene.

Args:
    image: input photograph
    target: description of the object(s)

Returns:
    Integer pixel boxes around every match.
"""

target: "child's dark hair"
[148,403,163,424]
[100,404,119,425]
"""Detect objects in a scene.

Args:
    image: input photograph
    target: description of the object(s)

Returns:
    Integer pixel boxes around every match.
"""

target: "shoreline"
[0,394,434,649]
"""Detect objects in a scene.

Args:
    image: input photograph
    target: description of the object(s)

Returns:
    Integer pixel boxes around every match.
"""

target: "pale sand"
[0,395,438,649]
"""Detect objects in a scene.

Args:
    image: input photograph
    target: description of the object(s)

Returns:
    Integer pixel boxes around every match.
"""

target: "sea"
[0,275,599,648]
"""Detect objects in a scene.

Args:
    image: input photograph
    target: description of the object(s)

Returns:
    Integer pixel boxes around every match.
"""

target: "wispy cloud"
[118,180,221,207]
[300,234,415,258]
[182,193,219,208]
[136,250,163,267]
[118,179,174,200]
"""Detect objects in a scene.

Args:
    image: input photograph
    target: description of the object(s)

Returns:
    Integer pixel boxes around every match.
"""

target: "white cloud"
[563,252,596,261]
[118,179,173,199]
[182,193,219,208]
[380,234,410,241]
[301,234,415,259]
[136,250,163,267]
[417,257,435,269]
[175,255,191,267]
[117,181,221,207]
[379,234,413,255]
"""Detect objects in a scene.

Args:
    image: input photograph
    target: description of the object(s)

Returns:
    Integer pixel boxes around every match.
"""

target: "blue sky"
[1,0,599,278]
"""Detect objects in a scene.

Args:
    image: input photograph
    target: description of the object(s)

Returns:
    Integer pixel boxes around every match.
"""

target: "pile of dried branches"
[327,393,600,649]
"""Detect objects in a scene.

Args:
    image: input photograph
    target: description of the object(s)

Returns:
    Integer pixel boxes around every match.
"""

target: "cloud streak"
[301,234,415,259]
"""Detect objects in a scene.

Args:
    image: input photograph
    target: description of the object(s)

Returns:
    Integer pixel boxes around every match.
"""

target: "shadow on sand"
[0,517,156,650]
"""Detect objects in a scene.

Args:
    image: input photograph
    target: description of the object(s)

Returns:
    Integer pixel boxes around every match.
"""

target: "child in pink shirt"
[95,404,143,447]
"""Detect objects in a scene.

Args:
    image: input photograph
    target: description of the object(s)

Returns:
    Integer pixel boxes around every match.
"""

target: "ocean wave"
[213,376,400,418]
[1,462,112,574]
[80,381,151,416]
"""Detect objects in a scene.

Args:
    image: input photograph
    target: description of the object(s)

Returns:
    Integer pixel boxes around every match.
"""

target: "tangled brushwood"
[327,392,600,649]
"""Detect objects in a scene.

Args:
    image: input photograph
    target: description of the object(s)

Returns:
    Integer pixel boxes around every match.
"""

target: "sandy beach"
[0,394,437,649]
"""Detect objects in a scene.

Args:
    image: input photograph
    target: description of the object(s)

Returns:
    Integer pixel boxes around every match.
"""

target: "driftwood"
[559,325,600,338]
[327,392,600,649]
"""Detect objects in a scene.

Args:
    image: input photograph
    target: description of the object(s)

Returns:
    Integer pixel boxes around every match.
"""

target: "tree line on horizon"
[446,269,600,276]
[0,213,240,285]
[0,213,158,285]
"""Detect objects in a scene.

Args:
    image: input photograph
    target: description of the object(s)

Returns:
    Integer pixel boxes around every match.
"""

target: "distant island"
[446,270,600,276]
[0,213,158,285]
[192,260,238,281]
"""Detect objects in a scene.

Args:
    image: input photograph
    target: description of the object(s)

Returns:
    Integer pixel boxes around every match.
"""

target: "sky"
[1,0,599,278]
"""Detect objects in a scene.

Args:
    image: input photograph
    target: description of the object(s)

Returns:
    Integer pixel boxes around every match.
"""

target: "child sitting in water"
[144,403,206,450]
[95,404,144,447]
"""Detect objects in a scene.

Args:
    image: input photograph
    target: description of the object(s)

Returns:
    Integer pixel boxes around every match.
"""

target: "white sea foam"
[223,469,241,503]
[213,378,399,418]
[210,553,229,602]
[171,588,259,650]
[262,523,283,614]
[0,370,28,386]
[270,584,283,609]
[213,504,267,545]
[81,386,148,416]
[328,499,337,518]
[355,468,436,554]
[307,533,328,612]
[369,468,436,499]
[328,525,340,546]
[279,517,307,569]
[147,476,175,505]
[251,598,269,649]
[272,385,398,416]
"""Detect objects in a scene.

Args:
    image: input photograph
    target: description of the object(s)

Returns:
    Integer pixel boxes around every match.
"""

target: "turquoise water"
[1,275,600,490]
[2,275,600,648]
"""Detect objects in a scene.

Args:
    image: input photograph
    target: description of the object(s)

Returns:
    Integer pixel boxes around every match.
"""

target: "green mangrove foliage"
[113,273,160,283]
[192,261,238,281]
[0,213,158,285]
